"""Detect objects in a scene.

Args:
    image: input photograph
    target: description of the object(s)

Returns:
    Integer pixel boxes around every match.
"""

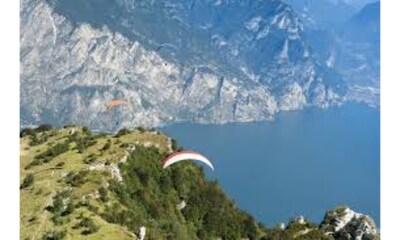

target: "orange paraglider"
[106,99,129,111]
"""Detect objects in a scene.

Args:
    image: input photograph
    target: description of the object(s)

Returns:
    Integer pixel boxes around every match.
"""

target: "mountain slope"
[338,2,380,106]
[20,125,269,239]
[289,0,357,28]
[20,125,379,240]
[299,1,380,107]
[341,1,380,43]
[20,0,345,131]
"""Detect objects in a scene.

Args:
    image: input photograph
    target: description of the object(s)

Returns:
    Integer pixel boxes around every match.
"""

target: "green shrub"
[170,138,179,151]
[55,162,65,168]
[21,124,53,140]
[263,229,292,240]
[20,128,34,138]
[62,202,75,216]
[65,171,89,187]
[20,174,34,189]
[102,140,111,151]
[119,142,130,148]
[83,156,96,164]
[159,174,172,193]
[68,133,97,153]
[41,230,66,240]
[115,128,131,137]
[133,167,149,185]
[34,142,70,164]
[45,191,74,225]
[82,126,92,136]
[136,126,146,133]
[28,216,37,223]
[21,124,52,142]
[73,217,100,235]
[98,187,109,202]
[28,132,48,146]
[49,195,65,225]
[36,124,53,132]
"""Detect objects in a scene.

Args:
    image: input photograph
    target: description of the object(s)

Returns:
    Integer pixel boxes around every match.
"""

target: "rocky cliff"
[20,0,345,131]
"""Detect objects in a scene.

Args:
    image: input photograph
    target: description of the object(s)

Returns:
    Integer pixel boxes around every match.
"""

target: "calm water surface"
[162,104,380,226]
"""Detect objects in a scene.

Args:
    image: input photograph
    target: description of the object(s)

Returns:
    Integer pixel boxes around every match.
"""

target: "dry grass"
[20,127,169,240]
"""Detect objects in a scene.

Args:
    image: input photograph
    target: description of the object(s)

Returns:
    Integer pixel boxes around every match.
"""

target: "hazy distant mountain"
[337,2,380,106]
[288,0,357,28]
[21,0,345,130]
[294,1,380,106]
[288,0,378,28]
[341,1,380,43]
[336,0,378,9]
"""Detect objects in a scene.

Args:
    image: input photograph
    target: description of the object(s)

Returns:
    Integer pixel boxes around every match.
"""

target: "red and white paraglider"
[163,151,214,171]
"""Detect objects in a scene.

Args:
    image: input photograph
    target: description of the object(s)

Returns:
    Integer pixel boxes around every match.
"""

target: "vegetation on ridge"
[20,124,358,240]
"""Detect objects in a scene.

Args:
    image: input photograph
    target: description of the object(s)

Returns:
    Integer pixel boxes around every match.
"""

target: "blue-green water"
[163,104,380,226]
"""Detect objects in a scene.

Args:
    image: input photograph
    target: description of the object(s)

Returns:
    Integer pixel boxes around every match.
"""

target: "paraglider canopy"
[106,99,129,111]
[163,151,214,171]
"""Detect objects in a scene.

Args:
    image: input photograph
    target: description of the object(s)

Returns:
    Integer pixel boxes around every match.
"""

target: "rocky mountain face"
[20,0,345,131]
[320,206,379,240]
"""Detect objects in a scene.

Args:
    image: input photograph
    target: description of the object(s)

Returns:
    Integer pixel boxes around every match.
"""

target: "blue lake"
[162,103,380,227]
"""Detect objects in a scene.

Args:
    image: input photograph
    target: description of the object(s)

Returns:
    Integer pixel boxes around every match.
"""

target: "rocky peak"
[320,206,378,240]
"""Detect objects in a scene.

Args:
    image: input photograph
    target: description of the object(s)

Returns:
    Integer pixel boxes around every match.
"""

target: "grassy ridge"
[20,125,331,240]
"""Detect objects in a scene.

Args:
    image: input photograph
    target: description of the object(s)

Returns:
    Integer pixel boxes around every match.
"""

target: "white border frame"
[0,0,20,239]
[1,0,399,239]
[381,0,400,238]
